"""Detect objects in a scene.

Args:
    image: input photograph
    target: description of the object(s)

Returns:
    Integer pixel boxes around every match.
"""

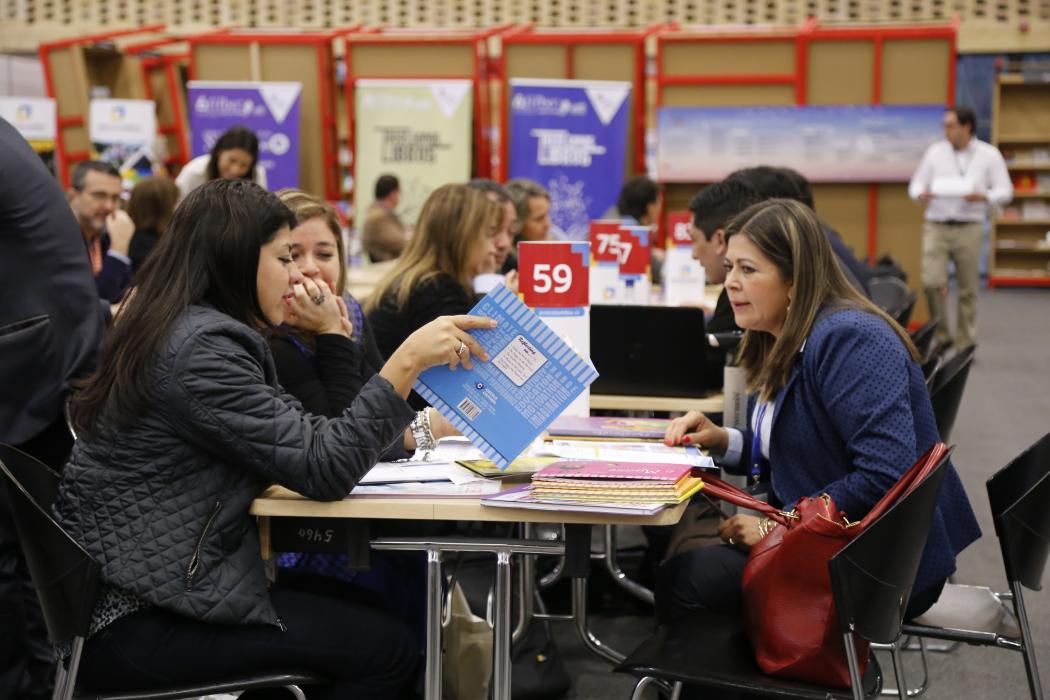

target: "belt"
[933,219,981,227]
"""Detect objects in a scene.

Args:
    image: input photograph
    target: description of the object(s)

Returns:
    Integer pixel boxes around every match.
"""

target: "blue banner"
[508,79,631,241]
[657,105,945,183]
[187,81,302,191]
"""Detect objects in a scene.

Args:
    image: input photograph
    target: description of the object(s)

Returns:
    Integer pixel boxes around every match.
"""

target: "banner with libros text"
[188,81,302,191]
[508,78,631,241]
[354,79,473,225]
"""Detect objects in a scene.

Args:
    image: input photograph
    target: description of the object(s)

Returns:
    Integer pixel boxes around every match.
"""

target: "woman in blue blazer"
[658,198,981,624]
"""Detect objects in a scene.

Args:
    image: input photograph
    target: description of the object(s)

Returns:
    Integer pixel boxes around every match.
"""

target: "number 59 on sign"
[519,241,590,308]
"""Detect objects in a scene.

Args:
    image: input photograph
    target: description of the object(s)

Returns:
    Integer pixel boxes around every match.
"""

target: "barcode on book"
[457,397,482,421]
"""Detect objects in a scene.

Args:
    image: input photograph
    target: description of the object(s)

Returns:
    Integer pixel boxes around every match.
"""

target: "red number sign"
[519,241,590,308]
[589,220,623,264]
[618,225,651,276]
[666,211,693,247]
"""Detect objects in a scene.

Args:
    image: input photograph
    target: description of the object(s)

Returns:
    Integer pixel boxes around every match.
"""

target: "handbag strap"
[700,474,789,524]
[858,442,949,528]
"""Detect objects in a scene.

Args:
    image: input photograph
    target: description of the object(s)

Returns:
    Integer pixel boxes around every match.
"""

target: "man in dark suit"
[66,160,135,303]
[0,117,106,699]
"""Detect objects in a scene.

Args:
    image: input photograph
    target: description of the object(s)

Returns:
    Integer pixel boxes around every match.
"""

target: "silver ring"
[311,293,326,306]
[456,341,467,356]
[727,537,735,546]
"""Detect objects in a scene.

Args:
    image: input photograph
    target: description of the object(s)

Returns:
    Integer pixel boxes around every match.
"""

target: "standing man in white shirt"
[908,106,1012,353]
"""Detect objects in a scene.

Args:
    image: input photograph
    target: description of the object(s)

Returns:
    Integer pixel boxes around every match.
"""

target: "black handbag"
[510,619,571,700]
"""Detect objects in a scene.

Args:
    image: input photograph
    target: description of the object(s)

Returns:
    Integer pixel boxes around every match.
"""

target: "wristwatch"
[410,408,436,459]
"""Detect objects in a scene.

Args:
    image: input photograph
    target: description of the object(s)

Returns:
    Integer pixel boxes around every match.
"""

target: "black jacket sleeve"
[270,332,369,418]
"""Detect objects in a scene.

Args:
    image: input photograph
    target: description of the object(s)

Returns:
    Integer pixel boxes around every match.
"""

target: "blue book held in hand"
[414,284,599,470]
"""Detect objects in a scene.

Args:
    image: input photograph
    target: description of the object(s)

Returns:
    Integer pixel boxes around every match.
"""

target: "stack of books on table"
[482,459,705,516]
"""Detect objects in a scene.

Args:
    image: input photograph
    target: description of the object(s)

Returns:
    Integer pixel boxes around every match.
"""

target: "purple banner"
[187,81,302,191]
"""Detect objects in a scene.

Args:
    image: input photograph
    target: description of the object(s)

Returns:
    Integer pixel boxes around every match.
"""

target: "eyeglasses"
[79,190,123,205]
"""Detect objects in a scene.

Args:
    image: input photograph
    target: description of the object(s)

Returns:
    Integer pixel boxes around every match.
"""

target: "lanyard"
[953,148,971,179]
[751,402,768,484]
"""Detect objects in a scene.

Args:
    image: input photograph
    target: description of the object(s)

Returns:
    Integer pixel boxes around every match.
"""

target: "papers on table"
[352,436,712,499]
[530,440,714,469]
[352,480,503,498]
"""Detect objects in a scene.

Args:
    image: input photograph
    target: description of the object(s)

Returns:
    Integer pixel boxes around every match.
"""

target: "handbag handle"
[857,442,950,529]
[700,475,790,524]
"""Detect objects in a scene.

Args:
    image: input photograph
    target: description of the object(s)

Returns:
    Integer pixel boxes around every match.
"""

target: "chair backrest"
[987,432,1050,591]
[893,291,919,327]
[920,355,940,391]
[929,345,976,442]
[828,449,951,644]
[869,276,910,314]
[0,444,100,646]
[909,320,938,362]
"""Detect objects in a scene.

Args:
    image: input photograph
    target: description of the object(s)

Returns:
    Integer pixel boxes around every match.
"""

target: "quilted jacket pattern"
[53,305,415,627]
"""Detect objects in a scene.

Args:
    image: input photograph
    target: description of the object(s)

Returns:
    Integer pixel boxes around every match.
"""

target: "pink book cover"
[547,416,671,440]
[533,460,692,483]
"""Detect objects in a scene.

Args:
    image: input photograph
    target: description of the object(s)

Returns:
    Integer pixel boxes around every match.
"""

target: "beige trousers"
[922,220,983,350]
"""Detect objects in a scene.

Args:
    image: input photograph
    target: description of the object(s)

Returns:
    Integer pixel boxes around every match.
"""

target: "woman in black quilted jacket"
[53,179,494,699]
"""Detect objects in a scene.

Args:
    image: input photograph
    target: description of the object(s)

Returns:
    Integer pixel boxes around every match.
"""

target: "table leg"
[572,576,625,664]
[424,549,443,700]
[563,524,626,664]
[604,525,654,605]
[491,550,513,700]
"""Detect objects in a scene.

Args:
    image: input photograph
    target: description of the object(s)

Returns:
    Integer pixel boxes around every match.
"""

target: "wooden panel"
[504,44,567,79]
[806,41,874,106]
[193,44,253,81]
[260,44,327,198]
[996,84,1050,138]
[875,183,928,323]
[663,182,703,221]
[48,46,88,118]
[350,44,474,77]
[661,84,796,107]
[880,39,951,105]
[573,44,635,81]
[661,41,795,76]
[574,43,638,176]
[810,184,869,260]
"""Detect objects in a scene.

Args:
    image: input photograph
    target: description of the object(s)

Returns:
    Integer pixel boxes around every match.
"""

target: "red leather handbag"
[700,443,949,688]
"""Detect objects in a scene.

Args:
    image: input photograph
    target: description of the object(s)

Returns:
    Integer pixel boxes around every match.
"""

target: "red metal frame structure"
[653,18,958,263]
[39,23,167,186]
[123,35,192,168]
[189,27,359,201]
[495,25,659,184]
[343,24,511,210]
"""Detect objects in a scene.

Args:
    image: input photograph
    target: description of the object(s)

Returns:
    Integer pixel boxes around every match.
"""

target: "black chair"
[869,276,912,323]
[0,444,324,700]
[889,432,1050,700]
[928,345,976,442]
[909,320,939,362]
[893,292,919,327]
[920,355,940,392]
[616,450,951,700]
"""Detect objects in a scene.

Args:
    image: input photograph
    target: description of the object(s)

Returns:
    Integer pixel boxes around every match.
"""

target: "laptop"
[589,305,712,397]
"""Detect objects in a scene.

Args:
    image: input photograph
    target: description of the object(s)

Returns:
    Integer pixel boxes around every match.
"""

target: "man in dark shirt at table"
[687,179,766,386]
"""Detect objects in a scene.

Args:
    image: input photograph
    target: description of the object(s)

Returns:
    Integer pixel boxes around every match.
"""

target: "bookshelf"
[991,72,1050,288]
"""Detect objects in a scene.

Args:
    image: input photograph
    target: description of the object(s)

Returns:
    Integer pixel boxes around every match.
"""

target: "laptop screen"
[589,305,711,398]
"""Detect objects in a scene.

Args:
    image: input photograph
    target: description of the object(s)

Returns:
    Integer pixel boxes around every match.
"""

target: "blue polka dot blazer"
[730,307,981,597]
